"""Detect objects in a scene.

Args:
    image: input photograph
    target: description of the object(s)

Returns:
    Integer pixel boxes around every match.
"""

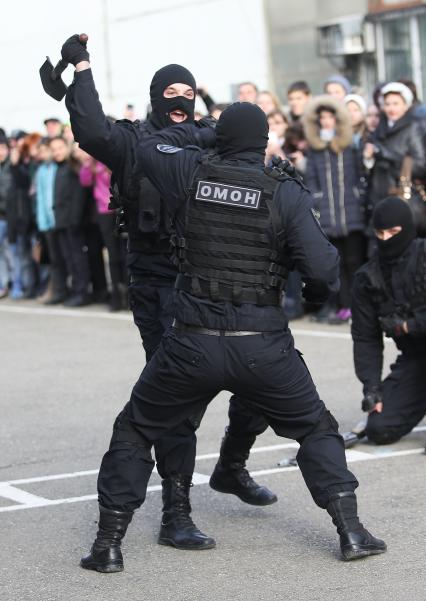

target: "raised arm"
[62,35,130,172]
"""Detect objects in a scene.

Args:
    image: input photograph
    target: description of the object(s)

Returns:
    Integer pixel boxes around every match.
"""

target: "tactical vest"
[364,240,426,318]
[173,156,289,305]
[108,119,172,255]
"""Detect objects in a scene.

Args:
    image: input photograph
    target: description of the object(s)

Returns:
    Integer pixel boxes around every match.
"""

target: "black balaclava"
[216,102,269,158]
[149,64,196,129]
[373,196,416,261]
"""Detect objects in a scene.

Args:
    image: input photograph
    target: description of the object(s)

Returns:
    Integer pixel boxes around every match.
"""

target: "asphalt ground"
[1,299,425,601]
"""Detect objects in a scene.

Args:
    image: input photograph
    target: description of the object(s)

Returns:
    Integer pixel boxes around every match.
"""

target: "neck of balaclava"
[377,231,416,263]
[218,150,265,168]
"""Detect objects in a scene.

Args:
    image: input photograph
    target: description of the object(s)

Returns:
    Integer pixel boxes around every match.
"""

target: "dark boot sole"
[158,537,216,550]
[342,545,387,561]
[209,481,277,506]
[80,560,124,573]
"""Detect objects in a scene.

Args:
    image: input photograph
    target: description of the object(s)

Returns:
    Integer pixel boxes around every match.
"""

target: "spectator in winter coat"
[237,82,258,103]
[257,90,281,115]
[35,140,68,304]
[363,82,426,214]
[79,152,127,311]
[49,136,90,307]
[366,104,380,134]
[7,135,38,299]
[324,74,352,102]
[304,95,367,324]
[345,94,368,150]
[287,80,312,124]
[265,109,289,164]
[0,136,12,297]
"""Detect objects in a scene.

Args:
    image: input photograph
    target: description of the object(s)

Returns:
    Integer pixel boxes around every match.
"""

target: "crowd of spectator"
[0,72,425,319]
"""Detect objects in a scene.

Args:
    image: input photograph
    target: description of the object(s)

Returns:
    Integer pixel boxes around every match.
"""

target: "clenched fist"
[61,34,90,66]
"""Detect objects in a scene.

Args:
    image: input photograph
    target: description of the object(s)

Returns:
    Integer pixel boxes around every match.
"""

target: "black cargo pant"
[366,353,426,444]
[127,278,268,478]
[98,328,358,512]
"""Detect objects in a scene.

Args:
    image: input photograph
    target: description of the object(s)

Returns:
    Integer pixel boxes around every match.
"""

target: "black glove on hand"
[196,115,217,129]
[302,279,329,304]
[378,314,406,338]
[61,34,89,66]
[361,386,383,412]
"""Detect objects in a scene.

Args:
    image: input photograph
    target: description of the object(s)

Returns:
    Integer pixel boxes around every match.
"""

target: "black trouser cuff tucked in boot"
[80,505,134,573]
[158,475,216,550]
[209,428,277,506]
[326,492,387,561]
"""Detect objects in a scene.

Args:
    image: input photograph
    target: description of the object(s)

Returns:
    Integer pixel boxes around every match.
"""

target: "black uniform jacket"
[135,126,341,332]
[351,239,426,393]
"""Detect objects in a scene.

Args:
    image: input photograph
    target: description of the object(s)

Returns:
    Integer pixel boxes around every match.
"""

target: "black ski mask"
[216,102,269,158]
[149,64,196,129]
[373,196,416,261]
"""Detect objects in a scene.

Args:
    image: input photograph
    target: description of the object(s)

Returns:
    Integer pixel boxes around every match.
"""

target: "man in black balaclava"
[61,36,278,569]
[346,196,426,447]
[149,64,196,129]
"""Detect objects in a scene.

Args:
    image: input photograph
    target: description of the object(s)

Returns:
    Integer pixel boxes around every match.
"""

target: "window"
[382,18,412,80]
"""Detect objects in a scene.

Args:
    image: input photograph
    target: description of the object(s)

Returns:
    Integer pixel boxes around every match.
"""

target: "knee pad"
[313,410,339,434]
[110,407,150,448]
[297,410,339,446]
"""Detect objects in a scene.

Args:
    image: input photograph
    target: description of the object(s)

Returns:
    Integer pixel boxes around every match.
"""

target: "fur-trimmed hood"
[302,95,353,153]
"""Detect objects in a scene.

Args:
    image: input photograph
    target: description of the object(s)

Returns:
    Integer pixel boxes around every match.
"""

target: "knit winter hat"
[344,94,367,116]
[380,82,413,108]
[324,74,352,95]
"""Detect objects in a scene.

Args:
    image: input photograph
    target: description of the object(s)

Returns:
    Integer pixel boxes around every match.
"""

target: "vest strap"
[176,274,282,305]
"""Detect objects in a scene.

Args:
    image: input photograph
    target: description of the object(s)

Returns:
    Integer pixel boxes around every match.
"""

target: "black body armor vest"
[173,156,289,306]
[108,120,172,255]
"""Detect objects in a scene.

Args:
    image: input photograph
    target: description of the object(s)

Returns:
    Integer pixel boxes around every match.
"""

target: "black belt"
[175,274,282,305]
[172,319,273,337]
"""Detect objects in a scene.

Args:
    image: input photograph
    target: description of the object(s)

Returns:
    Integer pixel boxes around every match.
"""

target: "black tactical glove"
[378,314,406,338]
[61,34,90,66]
[361,386,383,412]
[302,279,330,304]
[196,115,217,129]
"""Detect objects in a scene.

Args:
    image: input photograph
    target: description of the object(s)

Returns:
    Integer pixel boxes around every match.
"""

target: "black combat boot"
[327,492,387,561]
[80,505,134,572]
[158,475,216,550]
[209,429,277,506]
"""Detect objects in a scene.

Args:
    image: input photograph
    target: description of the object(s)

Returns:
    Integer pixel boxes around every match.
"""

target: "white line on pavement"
[4,443,299,486]
[0,484,51,506]
[0,441,424,514]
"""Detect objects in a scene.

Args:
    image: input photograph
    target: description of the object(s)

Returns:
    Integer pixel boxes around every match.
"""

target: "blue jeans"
[9,234,36,292]
[0,219,11,289]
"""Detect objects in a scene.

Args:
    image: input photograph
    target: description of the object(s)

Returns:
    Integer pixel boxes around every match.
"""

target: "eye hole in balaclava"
[373,196,416,261]
[215,102,269,158]
[149,64,196,129]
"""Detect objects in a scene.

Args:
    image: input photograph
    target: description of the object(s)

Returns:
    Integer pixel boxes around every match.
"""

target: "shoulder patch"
[157,144,183,154]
